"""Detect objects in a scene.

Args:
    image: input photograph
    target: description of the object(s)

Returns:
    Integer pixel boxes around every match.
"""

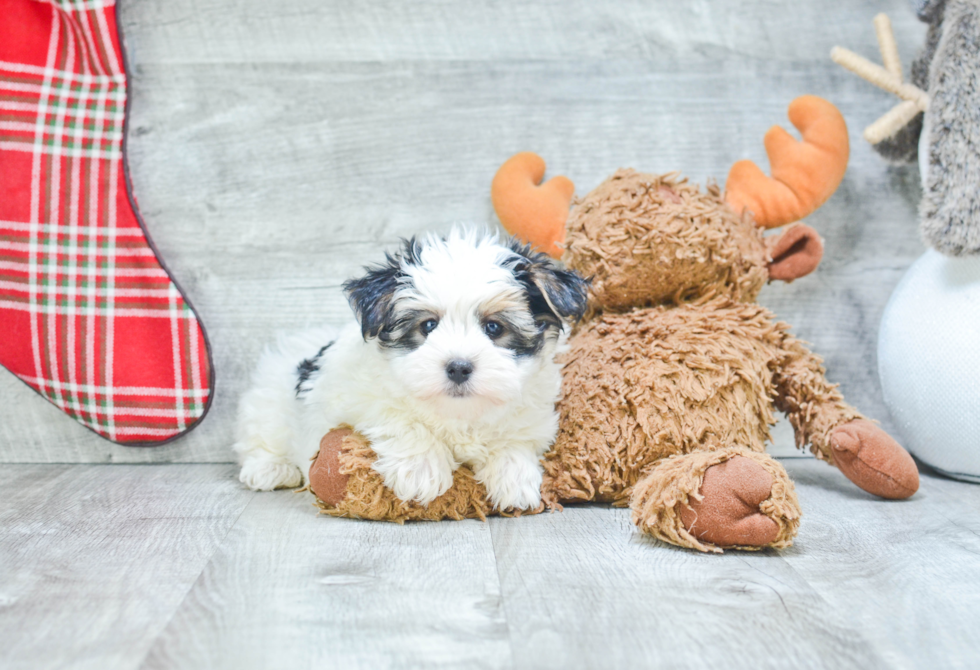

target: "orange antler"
[725,95,849,229]
[491,152,574,258]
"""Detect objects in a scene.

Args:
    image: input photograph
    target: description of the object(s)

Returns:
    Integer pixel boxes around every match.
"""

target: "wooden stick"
[874,13,903,82]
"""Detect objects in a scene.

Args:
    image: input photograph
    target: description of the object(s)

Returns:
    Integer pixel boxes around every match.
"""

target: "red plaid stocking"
[0,0,213,444]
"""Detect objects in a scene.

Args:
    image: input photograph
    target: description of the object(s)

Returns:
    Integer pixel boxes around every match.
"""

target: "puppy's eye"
[483,320,504,339]
[420,318,439,335]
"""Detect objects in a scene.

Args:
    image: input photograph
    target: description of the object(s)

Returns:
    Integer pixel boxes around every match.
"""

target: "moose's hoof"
[309,428,352,506]
[679,456,779,547]
[831,420,918,499]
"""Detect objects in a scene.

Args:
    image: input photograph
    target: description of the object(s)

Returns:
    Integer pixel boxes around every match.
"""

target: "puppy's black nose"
[446,359,474,385]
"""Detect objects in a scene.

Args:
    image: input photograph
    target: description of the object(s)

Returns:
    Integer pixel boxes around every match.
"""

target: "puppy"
[233,228,589,510]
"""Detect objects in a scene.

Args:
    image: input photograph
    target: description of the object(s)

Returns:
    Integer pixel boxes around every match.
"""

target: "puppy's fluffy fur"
[233,229,588,510]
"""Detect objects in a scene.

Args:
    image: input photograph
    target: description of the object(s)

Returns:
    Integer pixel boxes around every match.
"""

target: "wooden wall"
[0,0,928,462]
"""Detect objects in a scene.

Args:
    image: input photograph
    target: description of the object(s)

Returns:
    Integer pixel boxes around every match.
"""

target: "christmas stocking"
[0,0,213,444]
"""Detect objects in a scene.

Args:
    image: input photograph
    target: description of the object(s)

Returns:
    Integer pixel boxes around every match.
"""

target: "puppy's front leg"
[367,426,457,505]
[475,445,543,511]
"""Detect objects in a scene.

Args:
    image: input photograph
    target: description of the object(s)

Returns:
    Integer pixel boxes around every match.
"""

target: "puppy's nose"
[445,359,474,385]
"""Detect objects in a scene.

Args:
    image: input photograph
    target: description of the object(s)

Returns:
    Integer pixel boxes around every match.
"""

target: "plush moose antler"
[493,96,848,248]
[491,152,574,258]
[831,14,930,145]
[724,95,849,229]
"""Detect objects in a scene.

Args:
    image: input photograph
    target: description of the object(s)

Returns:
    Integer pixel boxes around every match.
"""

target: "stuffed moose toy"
[307,95,919,553]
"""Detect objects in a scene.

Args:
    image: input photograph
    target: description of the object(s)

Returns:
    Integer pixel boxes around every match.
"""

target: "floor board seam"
[131,482,257,670]
[487,519,520,670]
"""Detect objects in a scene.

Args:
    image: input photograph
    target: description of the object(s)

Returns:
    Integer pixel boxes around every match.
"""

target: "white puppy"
[233,228,588,511]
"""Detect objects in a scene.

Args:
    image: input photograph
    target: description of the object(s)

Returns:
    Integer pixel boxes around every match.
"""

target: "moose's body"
[546,299,796,506]
[533,165,882,552]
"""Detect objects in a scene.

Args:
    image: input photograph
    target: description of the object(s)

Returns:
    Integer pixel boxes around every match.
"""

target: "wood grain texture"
[140,486,511,669]
[0,0,929,464]
[0,464,252,670]
[117,0,927,65]
[487,459,980,670]
[779,460,980,669]
[3,462,977,668]
[490,510,888,670]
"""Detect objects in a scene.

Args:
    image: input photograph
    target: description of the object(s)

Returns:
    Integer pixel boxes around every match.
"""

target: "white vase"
[878,249,980,482]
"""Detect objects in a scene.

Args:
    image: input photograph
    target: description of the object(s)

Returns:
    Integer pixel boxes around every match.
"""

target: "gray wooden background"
[0,0,927,462]
[6,4,980,670]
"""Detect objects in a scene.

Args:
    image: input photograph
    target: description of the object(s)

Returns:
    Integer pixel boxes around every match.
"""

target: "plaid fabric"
[0,0,213,444]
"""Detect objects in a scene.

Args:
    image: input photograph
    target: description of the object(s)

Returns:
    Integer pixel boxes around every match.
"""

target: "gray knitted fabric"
[921,0,980,255]
[872,0,980,256]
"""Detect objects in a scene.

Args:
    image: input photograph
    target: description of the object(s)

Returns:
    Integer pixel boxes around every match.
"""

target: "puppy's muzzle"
[445,359,474,385]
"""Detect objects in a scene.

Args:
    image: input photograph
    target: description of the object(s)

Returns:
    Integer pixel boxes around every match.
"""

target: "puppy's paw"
[375,451,455,505]
[477,450,543,511]
[239,459,303,491]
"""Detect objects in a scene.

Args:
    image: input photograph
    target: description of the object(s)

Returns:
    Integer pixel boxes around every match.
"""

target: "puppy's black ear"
[508,240,590,324]
[532,262,590,322]
[342,253,404,339]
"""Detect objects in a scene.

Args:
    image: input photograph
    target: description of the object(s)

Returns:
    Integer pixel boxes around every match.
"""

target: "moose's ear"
[766,224,824,282]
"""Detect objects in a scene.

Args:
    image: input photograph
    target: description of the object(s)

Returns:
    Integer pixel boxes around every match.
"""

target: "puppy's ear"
[342,253,404,339]
[531,262,590,322]
[508,240,590,324]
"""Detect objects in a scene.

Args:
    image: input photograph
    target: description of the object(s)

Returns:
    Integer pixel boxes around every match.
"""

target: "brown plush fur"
[313,428,495,522]
[541,296,861,510]
[312,427,543,522]
[563,171,769,313]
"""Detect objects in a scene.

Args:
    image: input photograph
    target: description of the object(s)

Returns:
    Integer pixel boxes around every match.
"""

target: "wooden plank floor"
[2,460,978,669]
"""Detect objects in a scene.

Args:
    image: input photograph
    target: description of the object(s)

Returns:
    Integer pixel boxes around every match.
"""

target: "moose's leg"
[630,448,800,553]
[773,334,919,499]
[308,427,496,522]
